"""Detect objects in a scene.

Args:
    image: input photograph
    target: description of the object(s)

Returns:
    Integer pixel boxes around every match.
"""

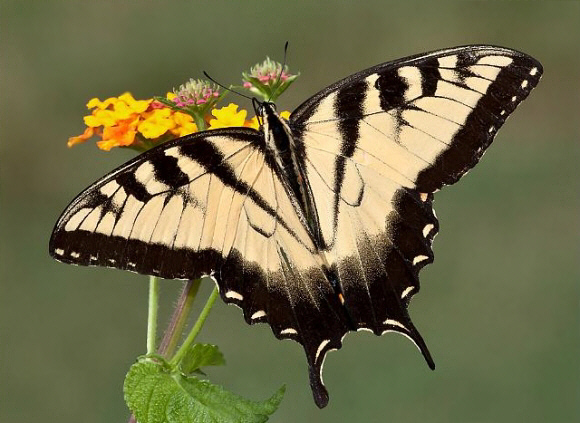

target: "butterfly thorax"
[260,102,323,245]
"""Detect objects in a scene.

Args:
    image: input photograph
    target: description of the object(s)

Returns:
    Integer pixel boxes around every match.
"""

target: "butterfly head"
[253,99,288,136]
[252,98,278,123]
[253,98,297,167]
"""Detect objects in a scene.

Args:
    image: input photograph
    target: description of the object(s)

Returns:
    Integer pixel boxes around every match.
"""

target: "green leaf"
[124,359,285,423]
[180,343,225,375]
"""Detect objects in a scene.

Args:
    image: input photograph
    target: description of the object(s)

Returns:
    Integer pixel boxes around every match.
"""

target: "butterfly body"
[50,45,542,408]
[260,103,318,238]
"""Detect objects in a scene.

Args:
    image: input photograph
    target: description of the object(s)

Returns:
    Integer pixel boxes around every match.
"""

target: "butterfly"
[50,45,542,408]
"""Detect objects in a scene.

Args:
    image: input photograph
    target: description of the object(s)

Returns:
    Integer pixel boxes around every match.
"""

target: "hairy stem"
[158,279,202,358]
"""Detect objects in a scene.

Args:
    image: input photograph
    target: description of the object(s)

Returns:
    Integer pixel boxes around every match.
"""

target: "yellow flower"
[84,109,117,128]
[111,101,135,121]
[86,97,117,110]
[170,111,198,137]
[138,108,176,139]
[172,111,193,126]
[118,92,150,111]
[280,110,291,120]
[209,103,247,129]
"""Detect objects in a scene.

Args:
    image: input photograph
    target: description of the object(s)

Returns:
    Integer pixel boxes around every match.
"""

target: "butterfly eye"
[252,97,264,116]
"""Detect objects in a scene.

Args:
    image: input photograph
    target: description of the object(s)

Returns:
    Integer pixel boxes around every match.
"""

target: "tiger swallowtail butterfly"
[50,45,542,408]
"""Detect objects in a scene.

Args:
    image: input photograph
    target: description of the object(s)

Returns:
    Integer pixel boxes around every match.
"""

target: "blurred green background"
[1,1,578,422]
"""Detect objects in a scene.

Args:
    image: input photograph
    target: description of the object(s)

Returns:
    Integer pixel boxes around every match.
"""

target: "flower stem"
[157,279,201,358]
[146,276,159,355]
[192,112,207,131]
[170,285,219,366]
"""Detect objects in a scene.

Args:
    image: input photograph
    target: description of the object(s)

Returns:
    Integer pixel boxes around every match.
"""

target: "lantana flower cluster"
[68,58,297,152]
[242,57,298,101]
[68,93,196,151]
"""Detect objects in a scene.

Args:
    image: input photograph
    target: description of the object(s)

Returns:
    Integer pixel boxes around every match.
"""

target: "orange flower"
[67,126,95,147]
[97,118,139,151]
[244,116,260,130]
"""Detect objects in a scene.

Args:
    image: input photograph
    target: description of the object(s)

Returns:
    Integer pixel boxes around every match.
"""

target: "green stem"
[192,112,207,131]
[170,285,220,366]
[146,276,160,355]
[158,279,202,358]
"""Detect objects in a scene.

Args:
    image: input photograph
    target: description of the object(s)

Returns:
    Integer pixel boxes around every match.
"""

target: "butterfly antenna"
[281,41,289,73]
[267,41,289,103]
[203,71,253,101]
